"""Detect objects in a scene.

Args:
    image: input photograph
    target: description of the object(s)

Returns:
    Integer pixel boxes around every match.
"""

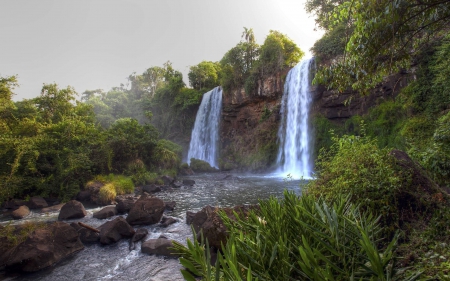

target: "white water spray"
[187,86,223,168]
[276,58,313,179]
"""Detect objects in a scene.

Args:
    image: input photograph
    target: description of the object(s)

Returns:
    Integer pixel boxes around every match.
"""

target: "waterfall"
[276,58,313,179]
[187,86,223,168]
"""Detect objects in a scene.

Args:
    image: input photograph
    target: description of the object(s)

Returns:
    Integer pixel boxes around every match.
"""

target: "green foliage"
[219,28,303,95]
[307,131,405,235]
[408,112,450,186]
[258,30,304,76]
[188,61,221,90]
[152,139,182,170]
[0,83,111,203]
[174,192,412,280]
[309,0,450,93]
[92,174,134,204]
[189,158,217,173]
[311,23,348,64]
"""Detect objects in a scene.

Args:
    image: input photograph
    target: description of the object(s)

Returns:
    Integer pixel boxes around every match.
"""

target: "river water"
[1,173,304,281]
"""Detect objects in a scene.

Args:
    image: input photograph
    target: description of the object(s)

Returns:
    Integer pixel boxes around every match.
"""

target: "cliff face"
[311,73,411,120]
[219,71,287,171]
[219,68,411,171]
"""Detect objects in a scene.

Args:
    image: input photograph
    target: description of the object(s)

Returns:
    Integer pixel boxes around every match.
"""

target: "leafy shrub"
[93,174,134,204]
[174,192,408,280]
[307,132,405,235]
[189,158,217,173]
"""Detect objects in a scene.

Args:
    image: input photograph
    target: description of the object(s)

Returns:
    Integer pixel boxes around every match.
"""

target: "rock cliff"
[220,70,288,171]
[219,66,412,171]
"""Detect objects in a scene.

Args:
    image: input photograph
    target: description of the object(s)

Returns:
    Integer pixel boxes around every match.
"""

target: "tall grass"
[92,174,134,204]
[173,192,420,280]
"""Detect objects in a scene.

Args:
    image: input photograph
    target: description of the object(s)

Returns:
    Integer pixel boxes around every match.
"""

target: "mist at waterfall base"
[187,87,223,168]
[275,58,314,179]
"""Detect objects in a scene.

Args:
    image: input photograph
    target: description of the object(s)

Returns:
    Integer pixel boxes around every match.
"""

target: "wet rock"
[76,190,91,202]
[41,203,64,213]
[179,167,194,176]
[160,175,174,185]
[164,201,176,211]
[93,206,118,219]
[142,184,161,193]
[129,228,148,250]
[11,205,30,220]
[26,197,48,209]
[186,211,195,225]
[126,194,165,225]
[171,181,182,188]
[182,179,195,186]
[2,199,26,210]
[58,200,87,220]
[188,205,258,249]
[141,238,178,258]
[70,222,100,244]
[116,195,139,213]
[160,216,178,227]
[5,222,84,272]
[99,217,135,245]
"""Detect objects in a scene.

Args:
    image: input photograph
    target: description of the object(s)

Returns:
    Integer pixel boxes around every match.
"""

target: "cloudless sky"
[1,0,323,100]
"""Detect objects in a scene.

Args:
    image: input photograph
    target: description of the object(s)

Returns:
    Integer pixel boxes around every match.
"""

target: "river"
[1,173,304,281]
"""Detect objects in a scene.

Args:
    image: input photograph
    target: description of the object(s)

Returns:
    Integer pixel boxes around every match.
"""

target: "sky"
[1,0,323,101]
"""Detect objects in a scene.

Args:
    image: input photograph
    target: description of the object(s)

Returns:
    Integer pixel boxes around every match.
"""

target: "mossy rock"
[189,158,218,173]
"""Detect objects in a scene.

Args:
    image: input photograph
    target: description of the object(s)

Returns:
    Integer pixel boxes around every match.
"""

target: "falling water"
[187,86,223,168]
[276,58,313,179]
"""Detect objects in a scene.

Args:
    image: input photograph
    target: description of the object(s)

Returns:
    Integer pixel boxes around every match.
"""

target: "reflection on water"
[1,173,305,281]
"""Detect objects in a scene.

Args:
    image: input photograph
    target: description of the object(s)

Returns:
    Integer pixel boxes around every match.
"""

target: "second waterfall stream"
[276,58,314,179]
[187,86,223,168]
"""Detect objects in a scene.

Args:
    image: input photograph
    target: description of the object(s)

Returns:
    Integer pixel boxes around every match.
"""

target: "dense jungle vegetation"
[0,29,302,205]
[174,0,450,279]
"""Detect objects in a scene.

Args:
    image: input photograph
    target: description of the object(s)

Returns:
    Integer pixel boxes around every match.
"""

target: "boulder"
[26,197,48,209]
[116,195,139,213]
[129,228,148,250]
[171,181,183,188]
[76,190,91,202]
[141,238,178,258]
[188,205,258,249]
[126,195,165,225]
[164,201,176,211]
[186,211,195,225]
[182,179,195,186]
[58,200,87,220]
[93,206,118,219]
[99,217,135,245]
[11,205,30,220]
[41,203,64,213]
[70,222,100,244]
[2,199,26,210]
[160,216,178,227]
[142,184,161,193]
[5,222,84,272]
[160,175,174,185]
[179,167,195,176]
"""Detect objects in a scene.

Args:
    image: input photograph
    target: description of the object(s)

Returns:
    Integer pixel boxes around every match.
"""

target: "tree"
[258,30,304,76]
[308,0,450,92]
[188,61,221,90]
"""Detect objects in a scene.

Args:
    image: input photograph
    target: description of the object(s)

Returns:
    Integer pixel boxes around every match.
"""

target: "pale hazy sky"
[1,0,323,100]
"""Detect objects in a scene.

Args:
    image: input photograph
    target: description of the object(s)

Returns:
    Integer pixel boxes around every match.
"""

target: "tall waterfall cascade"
[187,86,223,168]
[276,58,314,179]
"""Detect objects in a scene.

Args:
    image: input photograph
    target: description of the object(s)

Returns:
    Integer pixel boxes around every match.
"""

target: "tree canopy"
[307,0,450,92]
